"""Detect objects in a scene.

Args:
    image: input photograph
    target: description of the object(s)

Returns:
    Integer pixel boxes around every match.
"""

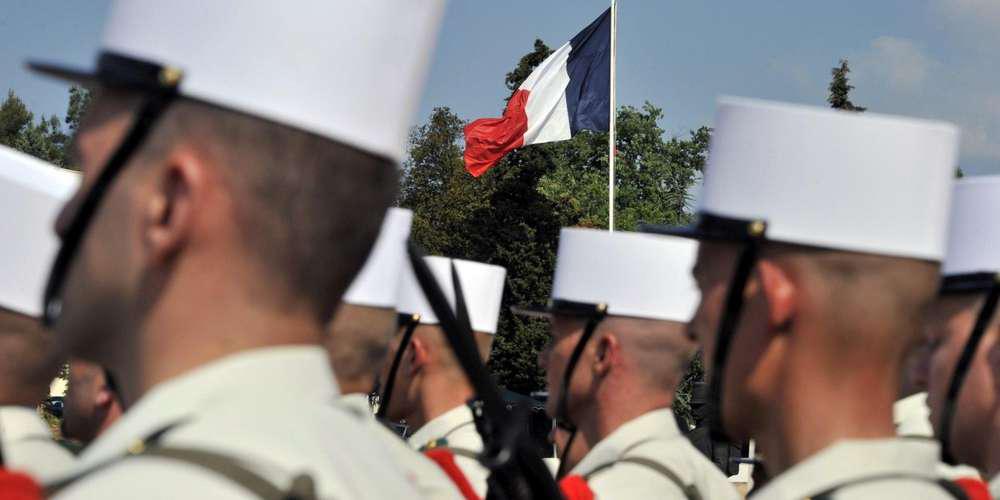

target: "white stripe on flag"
[521,41,573,146]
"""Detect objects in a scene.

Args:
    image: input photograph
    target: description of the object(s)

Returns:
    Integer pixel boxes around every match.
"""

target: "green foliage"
[504,40,553,102]
[673,353,705,429]
[0,87,90,169]
[0,90,33,146]
[828,59,866,112]
[400,42,708,394]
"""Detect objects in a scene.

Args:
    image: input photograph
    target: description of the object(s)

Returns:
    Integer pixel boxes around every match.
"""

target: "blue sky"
[3,1,998,173]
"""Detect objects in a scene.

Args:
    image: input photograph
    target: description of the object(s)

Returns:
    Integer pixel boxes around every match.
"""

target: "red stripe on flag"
[463,89,530,177]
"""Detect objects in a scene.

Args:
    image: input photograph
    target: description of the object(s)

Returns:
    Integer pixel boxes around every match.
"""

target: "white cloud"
[856,36,934,92]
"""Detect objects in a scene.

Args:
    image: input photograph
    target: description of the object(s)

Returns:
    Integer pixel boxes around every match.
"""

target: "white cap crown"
[343,208,413,309]
[0,147,80,316]
[98,0,445,162]
[397,256,507,335]
[942,176,1000,276]
[700,97,959,260]
[552,228,699,322]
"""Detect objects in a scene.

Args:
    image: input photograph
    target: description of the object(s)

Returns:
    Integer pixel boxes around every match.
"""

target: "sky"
[2,0,998,174]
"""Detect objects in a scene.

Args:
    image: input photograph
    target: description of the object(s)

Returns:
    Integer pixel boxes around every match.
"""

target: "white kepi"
[514,227,699,322]
[934,175,1000,467]
[343,208,413,309]
[396,257,507,335]
[0,146,79,316]
[29,0,446,162]
[941,176,1000,286]
[646,97,959,261]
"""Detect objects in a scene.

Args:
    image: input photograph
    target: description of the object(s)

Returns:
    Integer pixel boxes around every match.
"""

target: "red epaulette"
[559,474,596,500]
[0,469,43,500]
[953,477,991,500]
[423,448,481,500]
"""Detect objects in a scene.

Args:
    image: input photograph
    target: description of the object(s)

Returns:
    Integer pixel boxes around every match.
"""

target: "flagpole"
[607,0,618,232]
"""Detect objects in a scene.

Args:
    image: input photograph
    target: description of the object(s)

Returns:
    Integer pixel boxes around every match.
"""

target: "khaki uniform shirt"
[408,404,489,498]
[338,394,463,499]
[50,346,413,499]
[752,439,960,499]
[0,406,76,483]
[989,473,1000,499]
[570,409,741,500]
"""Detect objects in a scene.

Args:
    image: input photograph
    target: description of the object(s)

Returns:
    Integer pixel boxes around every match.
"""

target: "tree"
[65,86,91,134]
[0,90,33,147]
[828,59,866,112]
[0,87,89,169]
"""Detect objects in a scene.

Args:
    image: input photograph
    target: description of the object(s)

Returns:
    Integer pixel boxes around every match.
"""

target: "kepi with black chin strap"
[641,96,960,442]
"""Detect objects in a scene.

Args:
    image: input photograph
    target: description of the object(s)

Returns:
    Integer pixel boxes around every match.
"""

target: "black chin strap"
[375,314,420,421]
[554,426,577,479]
[708,239,762,442]
[939,278,1000,465]
[42,79,181,326]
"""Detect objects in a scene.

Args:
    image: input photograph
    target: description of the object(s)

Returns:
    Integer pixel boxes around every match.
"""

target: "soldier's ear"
[407,337,429,375]
[593,333,619,377]
[756,258,796,336]
[143,146,208,265]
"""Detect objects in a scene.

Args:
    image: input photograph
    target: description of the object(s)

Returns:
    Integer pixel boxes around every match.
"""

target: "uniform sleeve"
[51,456,260,500]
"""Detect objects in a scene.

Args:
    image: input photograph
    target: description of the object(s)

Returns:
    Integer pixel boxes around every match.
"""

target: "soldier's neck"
[116,292,324,406]
[760,352,897,476]
[577,384,674,449]
[410,374,474,432]
[984,412,1000,479]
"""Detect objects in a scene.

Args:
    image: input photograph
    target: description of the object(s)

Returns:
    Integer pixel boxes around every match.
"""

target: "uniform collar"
[752,438,943,499]
[338,393,373,418]
[571,407,680,476]
[990,473,1000,499]
[76,345,338,469]
[893,392,933,437]
[0,406,53,442]
[407,404,474,449]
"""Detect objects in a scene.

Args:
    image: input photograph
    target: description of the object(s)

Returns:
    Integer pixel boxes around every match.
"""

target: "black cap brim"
[639,223,703,240]
[27,60,99,86]
[509,305,552,319]
[640,213,767,243]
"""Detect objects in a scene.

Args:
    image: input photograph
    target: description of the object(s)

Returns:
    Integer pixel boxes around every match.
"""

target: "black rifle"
[406,242,562,500]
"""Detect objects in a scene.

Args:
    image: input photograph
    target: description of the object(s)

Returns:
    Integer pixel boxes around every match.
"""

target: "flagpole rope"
[608,0,618,232]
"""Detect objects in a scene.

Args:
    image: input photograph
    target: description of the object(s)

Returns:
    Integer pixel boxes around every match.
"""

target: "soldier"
[28,0,445,497]
[381,256,507,498]
[515,227,740,499]
[643,97,964,498]
[923,176,1000,489]
[62,360,123,447]
[326,208,464,500]
[0,145,79,483]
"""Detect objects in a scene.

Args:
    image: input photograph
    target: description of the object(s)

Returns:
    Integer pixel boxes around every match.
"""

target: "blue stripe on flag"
[565,7,612,136]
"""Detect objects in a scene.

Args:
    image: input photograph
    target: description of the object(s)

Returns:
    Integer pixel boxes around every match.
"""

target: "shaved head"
[326,303,398,393]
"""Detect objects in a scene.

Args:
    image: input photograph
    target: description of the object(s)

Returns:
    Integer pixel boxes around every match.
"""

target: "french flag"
[464,8,612,177]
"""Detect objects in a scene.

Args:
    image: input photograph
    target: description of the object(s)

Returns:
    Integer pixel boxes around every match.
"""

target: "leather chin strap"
[939,278,1000,465]
[708,239,762,443]
[553,307,606,479]
[375,314,421,421]
[42,77,181,326]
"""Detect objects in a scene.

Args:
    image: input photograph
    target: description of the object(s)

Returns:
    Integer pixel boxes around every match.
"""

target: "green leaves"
[0,86,89,169]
